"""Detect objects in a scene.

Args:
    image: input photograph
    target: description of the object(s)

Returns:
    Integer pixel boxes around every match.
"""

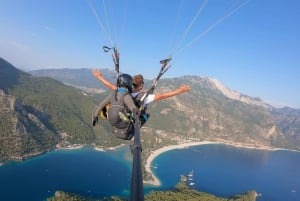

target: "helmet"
[117,74,133,92]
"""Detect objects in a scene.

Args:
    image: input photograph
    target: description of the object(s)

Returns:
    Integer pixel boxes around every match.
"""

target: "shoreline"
[143,141,218,186]
[143,140,299,186]
[1,140,298,174]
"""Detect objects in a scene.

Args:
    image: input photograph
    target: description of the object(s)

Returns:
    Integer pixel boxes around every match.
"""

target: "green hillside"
[0,58,124,162]
[1,57,300,164]
[47,180,258,201]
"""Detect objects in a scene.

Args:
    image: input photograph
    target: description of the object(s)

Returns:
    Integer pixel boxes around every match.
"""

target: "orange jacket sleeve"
[92,69,117,90]
[153,84,191,102]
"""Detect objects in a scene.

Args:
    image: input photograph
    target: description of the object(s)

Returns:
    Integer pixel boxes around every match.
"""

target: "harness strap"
[140,58,172,108]
[103,45,119,76]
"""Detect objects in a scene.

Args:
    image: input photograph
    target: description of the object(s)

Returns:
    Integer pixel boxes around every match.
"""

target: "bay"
[0,146,133,201]
[152,144,300,201]
[0,144,299,201]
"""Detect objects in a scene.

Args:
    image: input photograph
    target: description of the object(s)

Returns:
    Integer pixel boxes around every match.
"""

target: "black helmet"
[117,74,133,92]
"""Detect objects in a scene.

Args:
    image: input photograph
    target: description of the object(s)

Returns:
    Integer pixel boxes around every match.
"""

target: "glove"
[92,116,98,127]
[140,112,150,126]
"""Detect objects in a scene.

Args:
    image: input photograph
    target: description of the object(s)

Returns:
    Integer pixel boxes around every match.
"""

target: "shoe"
[92,116,98,126]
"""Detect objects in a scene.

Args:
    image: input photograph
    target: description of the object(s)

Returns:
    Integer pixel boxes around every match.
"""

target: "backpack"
[107,90,134,140]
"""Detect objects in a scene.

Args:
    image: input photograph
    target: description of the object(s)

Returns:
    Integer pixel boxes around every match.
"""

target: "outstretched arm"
[153,84,191,102]
[92,69,117,90]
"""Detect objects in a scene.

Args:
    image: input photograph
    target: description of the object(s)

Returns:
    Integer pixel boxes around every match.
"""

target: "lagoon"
[153,144,300,201]
[0,147,133,201]
[0,144,299,201]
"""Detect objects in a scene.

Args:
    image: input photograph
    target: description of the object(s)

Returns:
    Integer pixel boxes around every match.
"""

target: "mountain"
[0,57,30,93]
[1,57,300,164]
[271,107,300,147]
[29,68,117,89]
[208,78,270,108]
[0,57,124,163]
[29,68,300,150]
[29,68,270,108]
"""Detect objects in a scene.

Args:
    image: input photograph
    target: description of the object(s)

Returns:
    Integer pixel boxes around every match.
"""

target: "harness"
[108,89,136,140]
[101,45,172,126]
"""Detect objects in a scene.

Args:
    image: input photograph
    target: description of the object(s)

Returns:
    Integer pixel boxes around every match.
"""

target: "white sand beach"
[143,141,218,186]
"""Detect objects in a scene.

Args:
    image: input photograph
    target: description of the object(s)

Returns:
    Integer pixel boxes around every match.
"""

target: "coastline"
[143,141,218,186]
[2,138,298,176]
[2,140,298,201]
[55,143,127,152]
[143,140,298,186]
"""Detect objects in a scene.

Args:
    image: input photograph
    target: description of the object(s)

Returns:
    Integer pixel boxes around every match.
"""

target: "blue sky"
[0,0,300,108]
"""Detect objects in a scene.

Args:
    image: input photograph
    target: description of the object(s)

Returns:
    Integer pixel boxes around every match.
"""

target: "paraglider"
[93,73,138,140]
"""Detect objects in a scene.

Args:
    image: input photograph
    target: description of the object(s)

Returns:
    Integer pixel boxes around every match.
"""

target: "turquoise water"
[0,147,133,201]
[153,144,300,201]
[0,144,299,201]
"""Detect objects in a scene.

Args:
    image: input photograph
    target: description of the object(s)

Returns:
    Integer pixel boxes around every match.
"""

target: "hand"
[92,116,98,126]
[92,69,103,78]
[178,84,191,92]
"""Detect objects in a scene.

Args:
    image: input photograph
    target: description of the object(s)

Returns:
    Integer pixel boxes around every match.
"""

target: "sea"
[0,144,299,201]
